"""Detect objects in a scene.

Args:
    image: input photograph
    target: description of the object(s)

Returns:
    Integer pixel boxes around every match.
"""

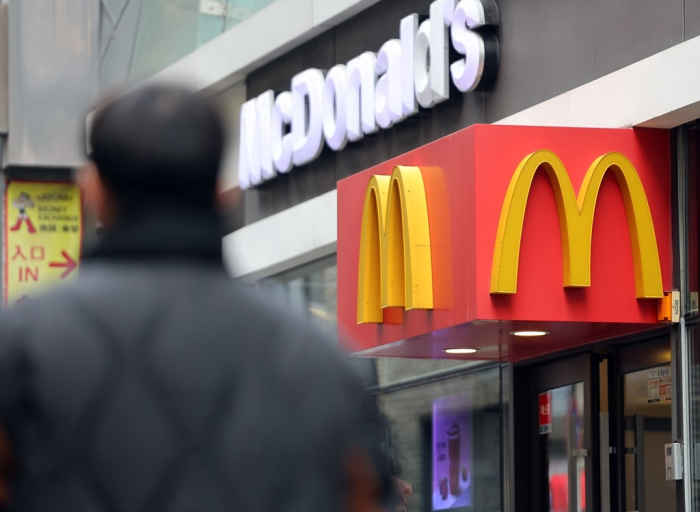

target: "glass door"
[522,338,675,512]
[614,338,675,512]
[532,354,596,512]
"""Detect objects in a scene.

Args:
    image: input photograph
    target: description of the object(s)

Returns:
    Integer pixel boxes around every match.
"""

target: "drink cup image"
[447,421,462,496]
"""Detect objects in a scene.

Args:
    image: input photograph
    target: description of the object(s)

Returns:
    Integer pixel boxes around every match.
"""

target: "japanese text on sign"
[5,181,82,306]
[648,367,672,403]
[539,392,552,435]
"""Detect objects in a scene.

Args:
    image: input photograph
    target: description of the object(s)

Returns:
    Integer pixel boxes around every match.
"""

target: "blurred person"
[0,86,392,512]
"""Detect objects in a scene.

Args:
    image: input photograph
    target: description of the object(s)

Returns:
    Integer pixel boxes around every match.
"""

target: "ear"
[77,162,117,227]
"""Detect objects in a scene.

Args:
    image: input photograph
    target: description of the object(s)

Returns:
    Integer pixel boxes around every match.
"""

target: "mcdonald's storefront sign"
[337,125,672,361]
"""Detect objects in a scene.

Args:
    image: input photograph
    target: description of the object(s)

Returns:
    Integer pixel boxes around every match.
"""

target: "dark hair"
[89,85,225,209]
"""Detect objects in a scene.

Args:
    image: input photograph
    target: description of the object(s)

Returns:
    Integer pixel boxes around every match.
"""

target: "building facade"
[8,0,700,511]
[201,1,700,511]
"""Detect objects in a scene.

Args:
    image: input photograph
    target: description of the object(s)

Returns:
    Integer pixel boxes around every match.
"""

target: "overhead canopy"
[337,125,672,362]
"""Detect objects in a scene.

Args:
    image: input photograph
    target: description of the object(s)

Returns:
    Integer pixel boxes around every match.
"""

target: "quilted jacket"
[0,209,370,512]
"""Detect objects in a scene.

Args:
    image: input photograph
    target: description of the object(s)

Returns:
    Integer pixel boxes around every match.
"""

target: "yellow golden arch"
[490,150,663,298]
[357,166,433,324]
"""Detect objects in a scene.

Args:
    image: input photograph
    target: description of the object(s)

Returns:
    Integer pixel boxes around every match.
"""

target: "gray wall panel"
[487,0,683,122]
[333,0,430,64]
[686,0,700,40]
[245,31,338,223]
[8,0,99,168]
[247,29,336,97]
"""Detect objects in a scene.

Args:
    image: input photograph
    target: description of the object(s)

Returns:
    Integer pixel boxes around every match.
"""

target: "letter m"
[238,92,274,189]
[490,150,663,298]
[357,166,434,323]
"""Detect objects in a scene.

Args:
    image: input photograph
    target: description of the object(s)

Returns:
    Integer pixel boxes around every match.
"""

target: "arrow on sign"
[49,251,77,279]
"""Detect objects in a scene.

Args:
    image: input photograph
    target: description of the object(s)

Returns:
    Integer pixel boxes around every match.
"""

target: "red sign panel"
[337,125,672,361]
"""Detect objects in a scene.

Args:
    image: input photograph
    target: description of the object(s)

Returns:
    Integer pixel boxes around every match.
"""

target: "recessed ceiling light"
[443,348,479,354]
[510,330,550,337]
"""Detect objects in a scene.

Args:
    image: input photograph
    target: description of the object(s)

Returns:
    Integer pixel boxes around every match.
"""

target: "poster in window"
[433,394,472,510]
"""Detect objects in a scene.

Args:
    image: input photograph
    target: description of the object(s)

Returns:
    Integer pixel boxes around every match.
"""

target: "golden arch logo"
[490,150,663,298]
[357,166,433,323]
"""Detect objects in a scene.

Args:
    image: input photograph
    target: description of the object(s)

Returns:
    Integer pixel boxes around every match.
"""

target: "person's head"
[82,85,225,227]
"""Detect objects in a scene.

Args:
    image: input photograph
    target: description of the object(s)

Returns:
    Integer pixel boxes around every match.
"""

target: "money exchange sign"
[4,181,82,306]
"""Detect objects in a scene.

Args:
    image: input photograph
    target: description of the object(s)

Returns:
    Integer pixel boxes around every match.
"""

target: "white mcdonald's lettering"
[238,0,500,189]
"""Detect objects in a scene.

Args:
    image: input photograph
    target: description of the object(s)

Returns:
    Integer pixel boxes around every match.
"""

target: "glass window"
[259,256,338,341]
[125,0,281,85]
[375,366,503,512]
[375,358,486,388]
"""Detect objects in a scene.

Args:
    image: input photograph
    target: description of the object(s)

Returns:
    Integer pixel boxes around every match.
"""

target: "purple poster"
[433,394,472,510]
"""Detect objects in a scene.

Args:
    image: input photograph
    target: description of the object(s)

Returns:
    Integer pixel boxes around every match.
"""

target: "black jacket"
[0,208,372,512]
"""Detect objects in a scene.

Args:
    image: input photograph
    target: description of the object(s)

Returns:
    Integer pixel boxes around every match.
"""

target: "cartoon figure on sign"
[10,192,36,233]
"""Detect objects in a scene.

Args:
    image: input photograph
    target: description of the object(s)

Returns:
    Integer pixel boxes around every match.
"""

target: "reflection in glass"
[433,394,472,510]
[259,257,338,341]
[127,0,280,85]
[377,367,502,512]
[544,383,586,512]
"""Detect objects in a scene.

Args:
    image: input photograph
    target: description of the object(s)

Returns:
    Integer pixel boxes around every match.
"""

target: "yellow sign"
[357,166,433,324]
[490,150,663,298]
[5,181,82,306]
